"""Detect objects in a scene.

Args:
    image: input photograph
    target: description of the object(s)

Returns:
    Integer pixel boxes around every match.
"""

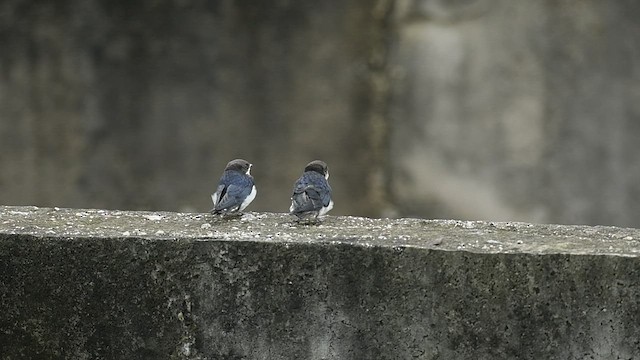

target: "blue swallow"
[290,160,333,222]
[211,159,256,215]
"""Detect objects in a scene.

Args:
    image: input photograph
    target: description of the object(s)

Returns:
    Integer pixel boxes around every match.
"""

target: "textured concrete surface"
[1,205,640,359]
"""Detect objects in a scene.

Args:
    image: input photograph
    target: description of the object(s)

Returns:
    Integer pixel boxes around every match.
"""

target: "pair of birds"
[210,159,333,222]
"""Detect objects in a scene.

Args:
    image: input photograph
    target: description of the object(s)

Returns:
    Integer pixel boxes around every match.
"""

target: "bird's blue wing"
[214,185,248,211]
[214,172,254,212]
[291,172,331,213]
[320,182,332,207]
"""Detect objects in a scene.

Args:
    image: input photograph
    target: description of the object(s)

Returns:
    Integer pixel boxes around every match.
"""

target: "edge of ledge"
[1,205,639,257]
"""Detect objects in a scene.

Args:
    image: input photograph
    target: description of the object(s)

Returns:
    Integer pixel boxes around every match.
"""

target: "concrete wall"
[0,0,391,216]
[2,206,640,359]
[390,0,640,226]
[2,0,640,226]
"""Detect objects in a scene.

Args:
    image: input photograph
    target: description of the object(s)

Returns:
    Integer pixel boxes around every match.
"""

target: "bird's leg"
[222,212,243,219]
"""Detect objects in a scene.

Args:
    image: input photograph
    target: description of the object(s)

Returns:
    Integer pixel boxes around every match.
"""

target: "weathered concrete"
[1,205,640,359]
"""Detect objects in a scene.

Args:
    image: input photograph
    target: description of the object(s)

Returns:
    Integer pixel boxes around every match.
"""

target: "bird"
[290,160,333,223]
[211,159,256,216]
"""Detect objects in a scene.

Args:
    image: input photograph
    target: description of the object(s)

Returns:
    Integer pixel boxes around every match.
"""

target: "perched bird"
[290,160,333,222]
[211,159,256,215]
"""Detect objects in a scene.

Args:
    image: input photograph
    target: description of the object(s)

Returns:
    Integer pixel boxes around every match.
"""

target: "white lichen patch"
[144,214,164,221]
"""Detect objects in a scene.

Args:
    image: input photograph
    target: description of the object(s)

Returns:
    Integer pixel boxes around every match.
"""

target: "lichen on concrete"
[1,206,640,359]
[2,206,639,256]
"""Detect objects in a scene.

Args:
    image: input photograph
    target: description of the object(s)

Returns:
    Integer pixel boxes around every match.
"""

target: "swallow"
[290,160,333,223]
[211,159,256,216]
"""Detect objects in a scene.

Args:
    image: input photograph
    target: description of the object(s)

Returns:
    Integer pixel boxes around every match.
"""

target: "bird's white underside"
[239,185,257,211]
[318,199,334,216]
[289,198,333,217]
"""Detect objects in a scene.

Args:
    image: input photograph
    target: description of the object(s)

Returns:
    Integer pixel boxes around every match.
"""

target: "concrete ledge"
[1,206,639,359]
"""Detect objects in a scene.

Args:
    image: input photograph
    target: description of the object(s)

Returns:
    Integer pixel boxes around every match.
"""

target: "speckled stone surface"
[1,206,640,359]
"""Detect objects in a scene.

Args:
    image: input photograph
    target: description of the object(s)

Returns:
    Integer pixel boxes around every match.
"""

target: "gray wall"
[2,0,640,226]
[0,0,391,216]
[391,0,640,226]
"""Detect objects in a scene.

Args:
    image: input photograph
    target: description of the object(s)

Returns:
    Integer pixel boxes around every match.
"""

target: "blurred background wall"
[1,0,639,227]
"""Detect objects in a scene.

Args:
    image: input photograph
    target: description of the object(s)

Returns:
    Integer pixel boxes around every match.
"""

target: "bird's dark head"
[225,159,252,175]
[304,160,329,178]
